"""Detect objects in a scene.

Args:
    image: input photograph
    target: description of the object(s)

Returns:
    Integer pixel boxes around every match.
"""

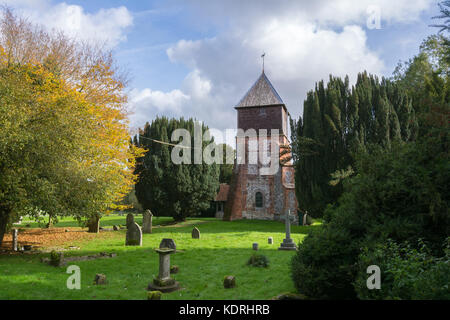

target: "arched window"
[255,192,263,208]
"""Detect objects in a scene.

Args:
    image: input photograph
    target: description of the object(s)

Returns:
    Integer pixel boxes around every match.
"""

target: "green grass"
[0,215,321,300]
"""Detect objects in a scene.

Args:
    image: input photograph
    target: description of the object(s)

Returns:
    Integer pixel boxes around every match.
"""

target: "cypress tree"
[292,72,417,217]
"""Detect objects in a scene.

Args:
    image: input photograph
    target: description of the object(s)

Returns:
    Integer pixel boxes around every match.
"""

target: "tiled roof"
[236,71,284,108]
[214,184,230,202]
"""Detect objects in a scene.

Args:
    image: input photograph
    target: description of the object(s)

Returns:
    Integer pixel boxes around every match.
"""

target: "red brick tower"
[223,71,298,223]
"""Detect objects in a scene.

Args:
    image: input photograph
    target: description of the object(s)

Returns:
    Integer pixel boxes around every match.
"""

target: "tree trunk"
[46,214,53,228]
[0,209,10,247]
[87,215,100,233]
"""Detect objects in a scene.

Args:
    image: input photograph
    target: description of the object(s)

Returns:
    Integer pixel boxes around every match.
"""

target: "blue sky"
[2,0,442,140]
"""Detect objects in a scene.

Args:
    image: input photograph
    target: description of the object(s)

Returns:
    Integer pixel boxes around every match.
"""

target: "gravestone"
[252,243,259,251]
[147,248,180,293]
[94,274,107,285]
[113,225,119,231]
[303,213,313,226]
[126,222,142,246]
[142,210,153,234]
[268,237,273,245]
[224,276,236,289]
[278,210,297,251]
[159,238,176,251]
[11,229,18,252]
[126,213,134,229]
[170,265,179,274]
[191,227,200,239]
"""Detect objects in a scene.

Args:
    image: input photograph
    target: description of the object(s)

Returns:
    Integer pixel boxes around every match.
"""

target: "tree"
[291,73,417,218]
[133,117,220,221]
[218,144,235,184]
[430,1,450,33]
[0,10,144,244]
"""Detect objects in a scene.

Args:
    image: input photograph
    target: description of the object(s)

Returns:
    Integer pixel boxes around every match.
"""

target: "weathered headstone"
[170,265,179,274]
[268,237,273,245]
[11,229,18,252]
[278,210,297,251]
[126,222,142,246]
[142,210,153,234]
[50,251,65,267]
[159,238,176,251]
[252,243,259,251]
[94,274,107,285]
[303,212,312,226]
[126,213,134,229]
[147,291,162,300]
[113,225,119,231]
[224,276,236,289]
[191,227,200,239]
[147,248,180,293]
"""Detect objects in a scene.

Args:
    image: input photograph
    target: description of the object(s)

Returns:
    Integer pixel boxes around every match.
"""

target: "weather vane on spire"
[261,52,266,72]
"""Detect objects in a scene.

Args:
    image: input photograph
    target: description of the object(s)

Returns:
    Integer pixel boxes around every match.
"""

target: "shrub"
[291,226,359,299]
[290,137,449,299]
[354,238,450,300]
[247,254,270,268]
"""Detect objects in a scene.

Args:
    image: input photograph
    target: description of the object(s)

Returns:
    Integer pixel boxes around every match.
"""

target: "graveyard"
[0,214,320,300]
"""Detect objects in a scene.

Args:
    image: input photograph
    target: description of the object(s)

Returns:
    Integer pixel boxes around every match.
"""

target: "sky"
[1,0,442,142]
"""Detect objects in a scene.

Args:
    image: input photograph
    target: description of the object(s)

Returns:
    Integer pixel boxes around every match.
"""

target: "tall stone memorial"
[12,229,18,251]
[142,209,153,234]
[147,248,180,293]
[278,210,297,251]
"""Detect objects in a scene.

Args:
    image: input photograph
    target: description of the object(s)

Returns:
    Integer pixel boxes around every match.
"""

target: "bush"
[247,254,270,268]
[354,238,450,300]
[291,226,359,299]
[291,138,449,299]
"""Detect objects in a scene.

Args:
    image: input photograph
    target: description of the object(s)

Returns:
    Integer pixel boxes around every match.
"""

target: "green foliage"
[133,117,220,221]
[218,144,235,184]
[291,134,449,298]
[292,73,417,218]
[291,226,358,299]
[354,239,450,300]
[247,254,270,268]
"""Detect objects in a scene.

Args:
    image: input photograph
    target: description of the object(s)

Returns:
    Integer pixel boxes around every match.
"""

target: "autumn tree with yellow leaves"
[0,8,145,244]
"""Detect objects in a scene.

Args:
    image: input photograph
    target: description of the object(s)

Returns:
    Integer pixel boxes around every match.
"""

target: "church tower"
[223,70,298,223]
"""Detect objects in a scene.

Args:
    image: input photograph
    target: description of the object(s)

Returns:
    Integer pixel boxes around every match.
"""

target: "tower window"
[259,108,266,116]
[255,192,263,208]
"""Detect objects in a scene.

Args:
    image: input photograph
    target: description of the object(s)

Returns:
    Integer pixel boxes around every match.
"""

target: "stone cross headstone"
[252,242,259,250]
[191,227,200,239]
[126,222,142,246]
[147,248,180,293]
[126,213,134,229]
[278,210,297,251]
[12,229,18,252]
[268,237,273,245]
[142,209,153,234]
[159,238,176,251]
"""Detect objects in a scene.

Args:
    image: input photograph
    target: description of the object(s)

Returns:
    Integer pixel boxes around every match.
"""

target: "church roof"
[235,71,284,108]
[214,184,230,202]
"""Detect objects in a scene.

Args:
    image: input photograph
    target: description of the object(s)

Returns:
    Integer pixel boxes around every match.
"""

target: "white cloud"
[3,0,133,47]
[135,16,386,133]
[129,0,434,136]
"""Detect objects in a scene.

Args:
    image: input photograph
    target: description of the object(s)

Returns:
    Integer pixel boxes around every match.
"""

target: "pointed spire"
[235,71,284,108]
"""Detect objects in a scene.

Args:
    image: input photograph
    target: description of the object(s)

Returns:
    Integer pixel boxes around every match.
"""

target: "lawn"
[0,214,321,300]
